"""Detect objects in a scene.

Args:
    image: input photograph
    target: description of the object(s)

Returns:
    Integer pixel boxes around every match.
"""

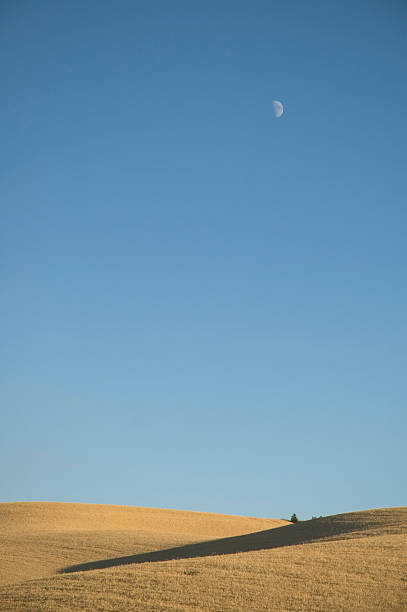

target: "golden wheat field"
[0,502,406,611]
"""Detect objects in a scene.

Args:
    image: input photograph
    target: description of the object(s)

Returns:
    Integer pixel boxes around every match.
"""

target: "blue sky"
[1,0,406,520]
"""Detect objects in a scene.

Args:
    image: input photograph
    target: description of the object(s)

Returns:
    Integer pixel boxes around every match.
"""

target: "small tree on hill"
[290,513,298,523]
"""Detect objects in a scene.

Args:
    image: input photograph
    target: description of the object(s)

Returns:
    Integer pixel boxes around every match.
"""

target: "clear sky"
[1,0,406,520]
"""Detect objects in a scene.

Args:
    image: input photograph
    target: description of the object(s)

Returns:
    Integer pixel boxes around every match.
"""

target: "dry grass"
[0,503,406,611]
[0,502,285,587]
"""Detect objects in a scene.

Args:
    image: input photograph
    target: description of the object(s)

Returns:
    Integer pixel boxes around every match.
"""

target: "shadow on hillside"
[60,513,388,575]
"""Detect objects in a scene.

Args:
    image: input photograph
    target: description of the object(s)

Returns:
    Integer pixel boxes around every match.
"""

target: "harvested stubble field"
[0,502,406,611]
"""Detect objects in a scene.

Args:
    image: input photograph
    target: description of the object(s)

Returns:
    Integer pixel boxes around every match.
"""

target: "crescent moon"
[273,100,284,118]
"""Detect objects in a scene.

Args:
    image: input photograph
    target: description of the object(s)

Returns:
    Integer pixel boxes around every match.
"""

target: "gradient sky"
[1,0,406,520]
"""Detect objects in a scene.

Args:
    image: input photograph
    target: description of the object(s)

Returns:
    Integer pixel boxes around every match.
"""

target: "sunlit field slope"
[0,503,406,611]
[0,502,284,586]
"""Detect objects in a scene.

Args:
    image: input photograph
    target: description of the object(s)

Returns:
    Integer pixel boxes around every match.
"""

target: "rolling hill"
[0,502,406,611]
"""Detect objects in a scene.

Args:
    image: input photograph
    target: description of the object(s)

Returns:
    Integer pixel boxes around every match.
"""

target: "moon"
[273,100,284,118]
